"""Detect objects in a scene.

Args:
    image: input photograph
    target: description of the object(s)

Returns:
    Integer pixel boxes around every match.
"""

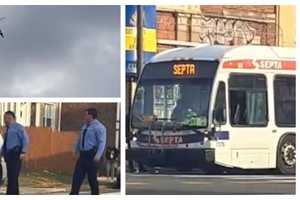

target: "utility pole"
[136,6,143,77]
[126,6,144,173]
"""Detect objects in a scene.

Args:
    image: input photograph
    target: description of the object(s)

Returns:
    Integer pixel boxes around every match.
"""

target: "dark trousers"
[70,150,99,195]
[4,151,22,195]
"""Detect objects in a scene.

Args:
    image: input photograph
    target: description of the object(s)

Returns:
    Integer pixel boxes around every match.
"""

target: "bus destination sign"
[172,64,196,76]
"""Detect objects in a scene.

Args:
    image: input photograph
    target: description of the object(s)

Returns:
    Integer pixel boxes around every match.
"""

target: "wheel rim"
[281,142,296,167]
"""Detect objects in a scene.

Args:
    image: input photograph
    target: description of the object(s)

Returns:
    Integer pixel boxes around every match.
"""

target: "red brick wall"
[157,12,176,40]
[200,5,224,15]
[201,5,276,15]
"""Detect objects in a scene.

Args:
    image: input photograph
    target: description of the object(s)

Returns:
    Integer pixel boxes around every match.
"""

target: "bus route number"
[172,64,196,76]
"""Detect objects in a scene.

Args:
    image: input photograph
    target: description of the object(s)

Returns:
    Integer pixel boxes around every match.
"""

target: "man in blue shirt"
[0,111,29,195]
[70,108,107,195]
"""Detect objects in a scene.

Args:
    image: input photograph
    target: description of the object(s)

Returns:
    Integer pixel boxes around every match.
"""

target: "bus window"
[229,74,268,127]
[213,81,226,124]
[274,75,295,127]
[131,61,218,130]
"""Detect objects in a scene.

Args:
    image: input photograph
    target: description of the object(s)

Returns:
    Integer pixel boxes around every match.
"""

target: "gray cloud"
[0,5,120,97]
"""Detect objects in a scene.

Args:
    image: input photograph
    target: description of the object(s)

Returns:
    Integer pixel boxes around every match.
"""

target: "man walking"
[70,108,107,195]
[0,111,29,195]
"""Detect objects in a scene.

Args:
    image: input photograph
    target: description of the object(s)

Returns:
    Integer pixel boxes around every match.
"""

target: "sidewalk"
[0,187,66,195]
[0,185,119,195]
[0,171,120,195]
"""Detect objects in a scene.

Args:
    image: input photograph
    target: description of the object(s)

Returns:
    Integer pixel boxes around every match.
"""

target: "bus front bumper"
[127,148,215,168]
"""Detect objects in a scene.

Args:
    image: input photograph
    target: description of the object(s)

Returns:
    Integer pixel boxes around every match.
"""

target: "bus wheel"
[277,135,296,175]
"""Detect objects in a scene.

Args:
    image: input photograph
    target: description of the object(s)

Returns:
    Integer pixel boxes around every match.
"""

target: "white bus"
[128,45,295,175]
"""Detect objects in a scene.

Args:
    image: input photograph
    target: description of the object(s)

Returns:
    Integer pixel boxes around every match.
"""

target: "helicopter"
[0,17,5,38]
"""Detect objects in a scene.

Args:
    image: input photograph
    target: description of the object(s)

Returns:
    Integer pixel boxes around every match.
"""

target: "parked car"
[0,135,7,186]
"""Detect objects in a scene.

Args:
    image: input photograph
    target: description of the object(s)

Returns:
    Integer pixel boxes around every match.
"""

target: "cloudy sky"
[0,6,120,97]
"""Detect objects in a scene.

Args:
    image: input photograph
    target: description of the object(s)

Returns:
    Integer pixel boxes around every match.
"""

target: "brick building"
[156,5,279,52]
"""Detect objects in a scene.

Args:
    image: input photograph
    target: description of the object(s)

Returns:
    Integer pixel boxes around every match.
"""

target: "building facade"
[0,102,60,129]
[156,5,295,50]
[156,5,285,52]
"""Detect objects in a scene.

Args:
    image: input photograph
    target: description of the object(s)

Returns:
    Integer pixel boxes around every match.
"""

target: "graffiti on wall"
[191,15,260,45]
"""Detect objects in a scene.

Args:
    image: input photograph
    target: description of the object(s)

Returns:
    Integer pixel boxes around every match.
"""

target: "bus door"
[213,73,272,169]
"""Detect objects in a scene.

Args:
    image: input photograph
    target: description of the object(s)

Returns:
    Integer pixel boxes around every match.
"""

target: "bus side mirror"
[213,108,226,125]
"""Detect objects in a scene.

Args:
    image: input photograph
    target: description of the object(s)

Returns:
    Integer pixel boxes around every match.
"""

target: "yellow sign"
[126,27,137,51]
[125,26,157,52]
[173,64,196,76]
[143,28,157,53]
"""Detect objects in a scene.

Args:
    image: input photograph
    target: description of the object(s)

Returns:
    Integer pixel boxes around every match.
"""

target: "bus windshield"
[131,61,218,130]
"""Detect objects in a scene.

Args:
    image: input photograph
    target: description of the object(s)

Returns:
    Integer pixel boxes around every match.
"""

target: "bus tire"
[277,134,295,175]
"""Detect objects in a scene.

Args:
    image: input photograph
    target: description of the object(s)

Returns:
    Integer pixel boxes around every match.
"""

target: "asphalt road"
[126,173,295,195]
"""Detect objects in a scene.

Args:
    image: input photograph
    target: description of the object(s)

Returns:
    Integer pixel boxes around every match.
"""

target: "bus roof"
[148,45,295,64]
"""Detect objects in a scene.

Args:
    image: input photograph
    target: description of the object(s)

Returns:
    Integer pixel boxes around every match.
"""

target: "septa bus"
[127,45,295,175]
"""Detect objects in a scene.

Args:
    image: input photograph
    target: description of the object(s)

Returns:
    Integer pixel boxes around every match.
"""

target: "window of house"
[43,104,56,128]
